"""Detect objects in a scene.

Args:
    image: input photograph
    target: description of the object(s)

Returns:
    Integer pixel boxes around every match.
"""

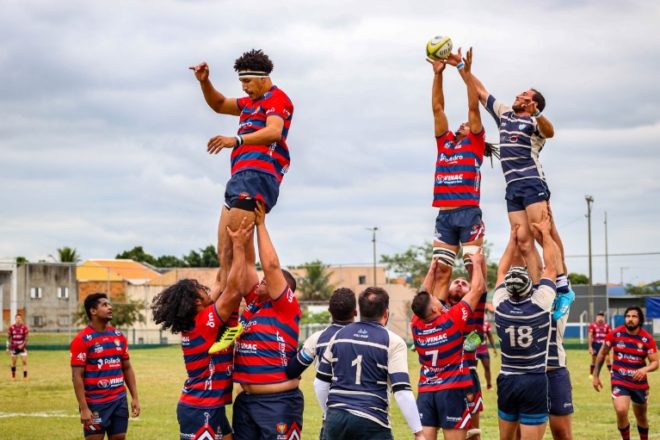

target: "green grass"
[1,347,658,439]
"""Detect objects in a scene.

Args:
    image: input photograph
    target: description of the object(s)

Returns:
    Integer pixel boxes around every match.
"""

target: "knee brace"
[432,247,456,267]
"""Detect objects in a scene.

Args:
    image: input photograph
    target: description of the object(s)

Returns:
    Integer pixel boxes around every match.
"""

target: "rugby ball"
[426,36,452,60]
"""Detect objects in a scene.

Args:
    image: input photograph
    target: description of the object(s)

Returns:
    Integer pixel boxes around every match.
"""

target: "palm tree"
[51,246,81,263]
[297,260,335,301]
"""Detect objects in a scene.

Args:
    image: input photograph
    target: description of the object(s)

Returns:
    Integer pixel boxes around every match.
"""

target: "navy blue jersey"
[493,279,556,375]
[316,321,412,428]
[291,322,348,374]
[486,95,546,186]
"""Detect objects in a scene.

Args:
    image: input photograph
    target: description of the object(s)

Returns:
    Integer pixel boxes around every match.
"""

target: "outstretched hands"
[254,201,266,226]
[189,62,209,82]
[531,210,552,235]
[227,217,254,247]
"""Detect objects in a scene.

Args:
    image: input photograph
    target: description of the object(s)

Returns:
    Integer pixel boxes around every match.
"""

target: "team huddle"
[65,47,659,440]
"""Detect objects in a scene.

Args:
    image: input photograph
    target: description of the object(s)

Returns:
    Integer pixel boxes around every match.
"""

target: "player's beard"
[625,322,640,332]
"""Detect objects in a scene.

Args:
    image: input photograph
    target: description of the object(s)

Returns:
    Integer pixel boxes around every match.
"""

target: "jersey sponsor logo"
[435,174,464,185]
[76,352,87,362]
[236,341,258,352]
[114,330,122,336]
[276,423,288,434]
[181,336,190,346]
[97,356,121,369]
[206,312,216,328]
[354,328,369,339]
[438,153,463,163]
[84,334,93,341]
[93,343,103,354]
[518,124,527,130]
[417,333,448,346]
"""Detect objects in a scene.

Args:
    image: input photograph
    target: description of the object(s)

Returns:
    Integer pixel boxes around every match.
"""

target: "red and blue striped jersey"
[233,287,301,384]
[70,325,129,405]
[234,86,294,183]
[433,130,485,208]
[8,323,29,350]
[179,304,234,408]
[605,326,657,390]
[463,291,487,370]
[411,301,473,392]
[589,322,611,344]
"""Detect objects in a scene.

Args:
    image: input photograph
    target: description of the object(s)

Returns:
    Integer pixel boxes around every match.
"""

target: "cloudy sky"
[2,0,659,285]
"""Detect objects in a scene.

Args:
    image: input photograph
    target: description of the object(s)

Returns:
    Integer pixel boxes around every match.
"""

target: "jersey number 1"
[351,355,363,385]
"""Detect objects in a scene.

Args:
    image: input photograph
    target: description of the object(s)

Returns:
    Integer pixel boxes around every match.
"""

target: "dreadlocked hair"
[234,49,274,74]
[151,279,208,334]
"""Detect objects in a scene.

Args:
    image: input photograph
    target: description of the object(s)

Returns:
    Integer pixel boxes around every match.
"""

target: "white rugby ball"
[426,35,452,60]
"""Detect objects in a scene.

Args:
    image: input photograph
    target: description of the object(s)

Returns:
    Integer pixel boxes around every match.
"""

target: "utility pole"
[368,227,379,286]
[585,195,594,321]
[604,211,610,321]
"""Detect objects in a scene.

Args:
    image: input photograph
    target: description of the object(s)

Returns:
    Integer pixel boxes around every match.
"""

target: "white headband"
[238,70,269,78]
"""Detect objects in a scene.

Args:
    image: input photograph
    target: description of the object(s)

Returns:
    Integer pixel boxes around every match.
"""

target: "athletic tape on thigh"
[432,247,456,267]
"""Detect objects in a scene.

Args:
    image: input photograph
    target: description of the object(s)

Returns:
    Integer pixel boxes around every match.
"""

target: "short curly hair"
[234,49,274,74]
[151,279,208,334]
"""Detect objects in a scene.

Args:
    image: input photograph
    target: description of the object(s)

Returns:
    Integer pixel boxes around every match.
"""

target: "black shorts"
[505,179,551,212]
[83,396,129,438]
[177,402,232,439]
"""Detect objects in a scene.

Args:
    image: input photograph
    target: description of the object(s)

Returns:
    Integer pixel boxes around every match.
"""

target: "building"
[0,262,78,331]
[77,259,161,301]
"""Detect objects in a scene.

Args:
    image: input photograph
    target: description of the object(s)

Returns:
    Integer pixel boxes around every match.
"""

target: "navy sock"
[638,425,648,440]
[556,274,569,294]
[618,424,630,440]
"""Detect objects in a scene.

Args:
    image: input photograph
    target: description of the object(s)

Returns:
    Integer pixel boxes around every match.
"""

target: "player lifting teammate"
[151,217,253,440]
[190,49,294,300]
[427,47,486,298]
[411,252,487,440]
[493,214,559,440]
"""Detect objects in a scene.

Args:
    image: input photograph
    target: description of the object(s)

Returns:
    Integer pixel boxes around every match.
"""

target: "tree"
[568,272,589,285]
[301,309,331,325]
[116,246,157,265]
[155,255,185,268]
[297,260,335,301]
[380,241,498,289]
[625,282,660,296]
[16,256,28,265]
[51,246,81,263]
[74,293,146,328]
[182,244,219,267]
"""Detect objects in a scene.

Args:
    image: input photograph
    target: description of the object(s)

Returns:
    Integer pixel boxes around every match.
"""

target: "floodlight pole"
[585,195,594,321]
[368,227,379,286]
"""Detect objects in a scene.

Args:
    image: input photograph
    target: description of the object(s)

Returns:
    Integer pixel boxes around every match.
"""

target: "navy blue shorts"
[232,388,303,440]
[497,374,549,425]
[612,384,650,405]
[591,342,603,355]
[417,388,471,429]
[505,179,551,212]
[177,402,232,439]
[547,368,574,416]
[434,206,485,246]
[322,407,394,440]
[224,170,280,213]
[83,396,129,438]
[467,369,483,414]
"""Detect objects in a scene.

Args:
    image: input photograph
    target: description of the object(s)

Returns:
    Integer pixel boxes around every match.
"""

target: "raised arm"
[255,202,289,299]
[463,251,486,311]
[457,48,483,134]
[215,217,253,321]
[430,60,449,137]
[450,50,489,107]
[190,62,240,115]
[496,226,520,285]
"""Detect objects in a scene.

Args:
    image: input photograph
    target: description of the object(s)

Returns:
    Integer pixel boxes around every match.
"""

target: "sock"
[638,425,649,440]
[607,364,612,371]
[590,364,595,375]
[618,424,630,440]
[11,366,16,378]
[556,274,569,294]
[23,370,27,378]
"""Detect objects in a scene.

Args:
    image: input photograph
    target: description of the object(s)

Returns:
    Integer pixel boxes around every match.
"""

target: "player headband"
[237,70,270,78]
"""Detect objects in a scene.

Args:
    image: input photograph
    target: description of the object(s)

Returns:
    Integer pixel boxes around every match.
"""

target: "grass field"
[1,346,659,439]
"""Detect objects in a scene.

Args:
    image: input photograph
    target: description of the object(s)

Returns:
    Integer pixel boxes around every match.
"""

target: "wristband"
[456,62,465,70]
[533,110,541,117]
[234,135,244,146]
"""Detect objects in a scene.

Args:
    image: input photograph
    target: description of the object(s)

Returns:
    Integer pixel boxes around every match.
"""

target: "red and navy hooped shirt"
[605,326,657,390]
[433,130,485,208]
[70,325,129,405]
[233,86,294,183]
[411,300,473,392]
[233,287,301,384]
[8,323,29,351]
[464,292,488,370]
[589,322,611,344]
[179,304,234,408]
